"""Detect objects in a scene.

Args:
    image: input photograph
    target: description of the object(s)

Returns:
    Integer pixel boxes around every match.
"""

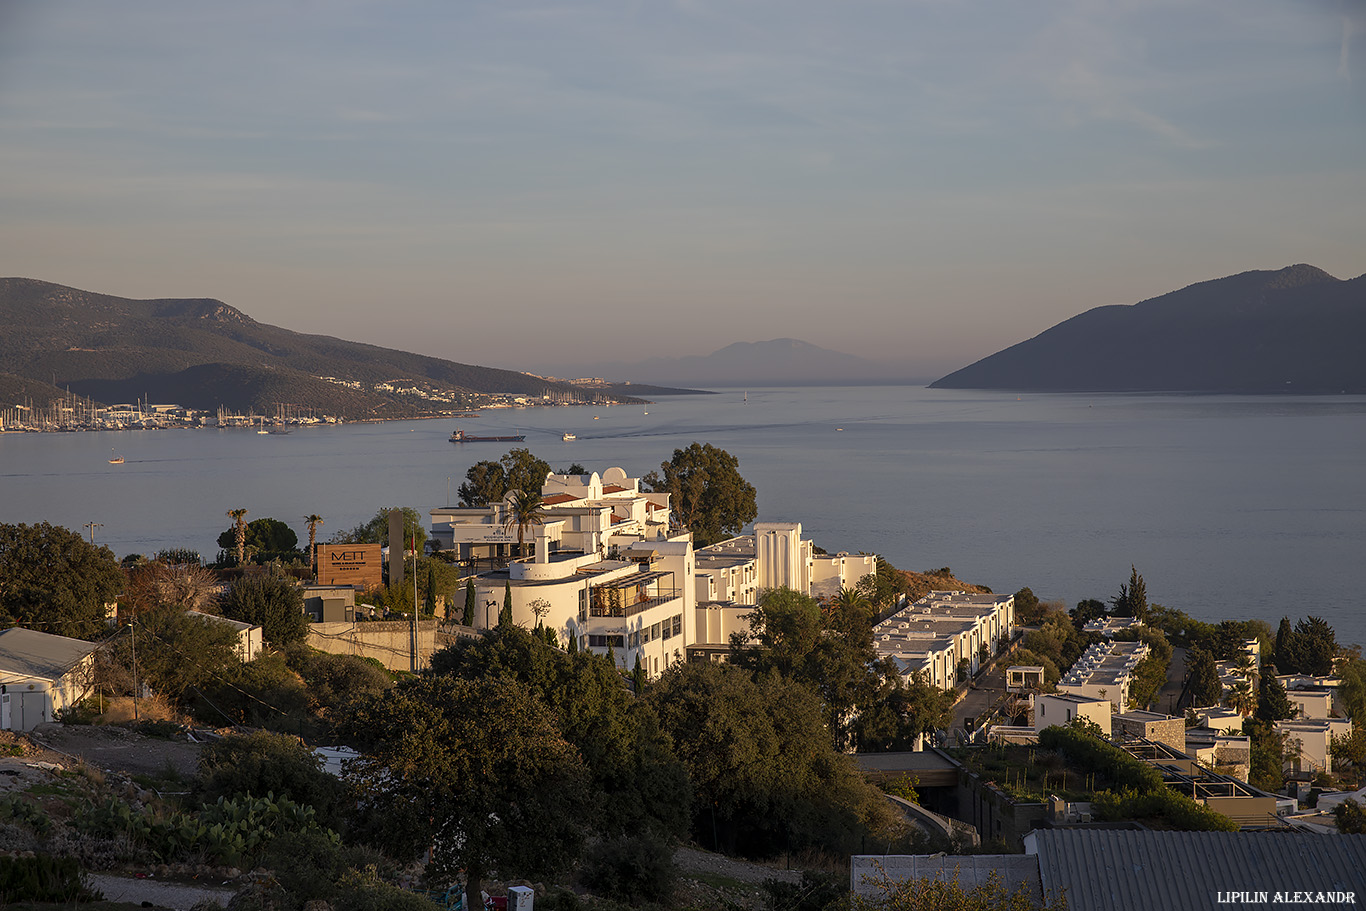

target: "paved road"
[1154,646,1188,716]
[952,663,1008,737]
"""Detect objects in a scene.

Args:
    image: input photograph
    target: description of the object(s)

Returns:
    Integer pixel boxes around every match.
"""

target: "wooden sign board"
[316,543,382,588]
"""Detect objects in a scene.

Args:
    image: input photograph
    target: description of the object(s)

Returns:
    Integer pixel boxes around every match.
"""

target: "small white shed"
[0,628,99,731]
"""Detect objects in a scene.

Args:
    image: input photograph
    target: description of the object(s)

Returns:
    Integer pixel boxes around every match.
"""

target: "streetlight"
[485,599,498,630]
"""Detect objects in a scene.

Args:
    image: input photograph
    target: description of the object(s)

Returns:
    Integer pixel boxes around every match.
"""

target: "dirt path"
[24,722,203,779]
[674,845,801,885]
[88,873,237,910]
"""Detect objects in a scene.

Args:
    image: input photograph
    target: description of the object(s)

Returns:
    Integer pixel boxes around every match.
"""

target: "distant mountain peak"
[1262,263,1338,289]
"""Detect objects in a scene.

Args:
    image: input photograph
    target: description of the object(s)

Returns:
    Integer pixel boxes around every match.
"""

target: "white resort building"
[1056,639,1150,713]
[430,470,878,678]
[871,591,1017,690]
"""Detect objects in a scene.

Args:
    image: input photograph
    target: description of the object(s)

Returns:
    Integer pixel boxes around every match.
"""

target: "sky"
[2,1,1364,379]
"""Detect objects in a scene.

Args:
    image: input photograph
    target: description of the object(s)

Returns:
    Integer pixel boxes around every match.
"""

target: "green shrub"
[579,832,678,904]
[332,865,440,911]
[198,730,343,827]
[263,827,346,907]
[762,871,847,911]
[1037,725,1163,792]
[71,791,338,868]
[0,854,99,902]
[0,794,52,836]
[1092,787,1239,831]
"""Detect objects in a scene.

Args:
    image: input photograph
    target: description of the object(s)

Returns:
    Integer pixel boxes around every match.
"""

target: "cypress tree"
[1187,647,1224,709]
[1256,665,1293,723]
[632,655,646,694]
[1274,617,1294,672]
[463,579,476,626]
[499,580,513,628]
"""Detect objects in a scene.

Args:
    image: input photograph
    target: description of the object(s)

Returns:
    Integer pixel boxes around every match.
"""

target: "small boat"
[257,429,270,434]
[449,429,526,443]
[108,449,124,464]
[562,432,576,441]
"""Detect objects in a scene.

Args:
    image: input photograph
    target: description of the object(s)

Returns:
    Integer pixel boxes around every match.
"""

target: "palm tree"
[503,489,545,558]
[305,514,324,579]
[1225,678,1256,717]
[227,508,249,566]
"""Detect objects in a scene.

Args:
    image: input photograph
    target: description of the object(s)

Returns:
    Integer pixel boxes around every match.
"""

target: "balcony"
[588,570,679,618]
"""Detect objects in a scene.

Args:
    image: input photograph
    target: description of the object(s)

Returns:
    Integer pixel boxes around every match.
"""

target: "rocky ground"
[17,722,204,780]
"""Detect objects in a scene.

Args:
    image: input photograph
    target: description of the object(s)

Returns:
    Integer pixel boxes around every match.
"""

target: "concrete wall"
[307,619,440,672]
[1115,713,1186,753]
[955,769,1048,850]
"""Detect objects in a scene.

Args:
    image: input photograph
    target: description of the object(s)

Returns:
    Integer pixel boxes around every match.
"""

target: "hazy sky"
[2,1,1363,378]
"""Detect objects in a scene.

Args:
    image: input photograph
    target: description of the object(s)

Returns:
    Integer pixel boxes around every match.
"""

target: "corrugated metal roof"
[0,627,99,683]
[1027,829,1366,911]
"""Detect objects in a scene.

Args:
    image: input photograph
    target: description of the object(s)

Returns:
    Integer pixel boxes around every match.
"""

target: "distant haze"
[538,338,936,388]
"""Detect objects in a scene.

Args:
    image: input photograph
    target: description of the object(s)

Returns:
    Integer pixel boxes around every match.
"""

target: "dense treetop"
[0,521,123,639]
[643,442,757,547]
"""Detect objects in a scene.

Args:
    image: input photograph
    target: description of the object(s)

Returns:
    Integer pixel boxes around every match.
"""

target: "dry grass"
[83,695,186,726]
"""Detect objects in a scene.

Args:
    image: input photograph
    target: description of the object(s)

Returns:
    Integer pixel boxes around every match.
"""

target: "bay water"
[2,386,1363,648]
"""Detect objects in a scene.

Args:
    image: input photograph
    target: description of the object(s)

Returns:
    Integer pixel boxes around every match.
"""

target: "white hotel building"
[872,591,1017,689]
[430,470,879,676]
[1056,639,1150,713]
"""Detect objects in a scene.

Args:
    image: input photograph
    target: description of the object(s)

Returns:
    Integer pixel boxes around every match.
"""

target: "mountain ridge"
[0,278,649,416]
[931,265,1366,394]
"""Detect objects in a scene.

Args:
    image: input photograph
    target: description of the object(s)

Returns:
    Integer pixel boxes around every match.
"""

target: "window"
[651,622,662,641]
[672,614,682,637]
[578,589,587,624]
[588,634,624,648]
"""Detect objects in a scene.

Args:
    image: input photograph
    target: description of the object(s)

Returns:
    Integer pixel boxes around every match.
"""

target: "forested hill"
[0,278,645,416]
[931,264,1366,394]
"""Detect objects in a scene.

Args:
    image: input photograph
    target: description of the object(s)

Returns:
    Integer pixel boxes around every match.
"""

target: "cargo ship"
[449,429,526,443]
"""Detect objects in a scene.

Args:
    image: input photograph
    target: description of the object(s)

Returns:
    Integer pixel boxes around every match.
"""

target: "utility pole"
[412,533,420,672]
[129,621,139,723]
[83,521,103,544]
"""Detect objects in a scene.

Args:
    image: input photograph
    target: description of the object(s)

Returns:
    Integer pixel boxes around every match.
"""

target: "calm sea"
[2,386,1364,648]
